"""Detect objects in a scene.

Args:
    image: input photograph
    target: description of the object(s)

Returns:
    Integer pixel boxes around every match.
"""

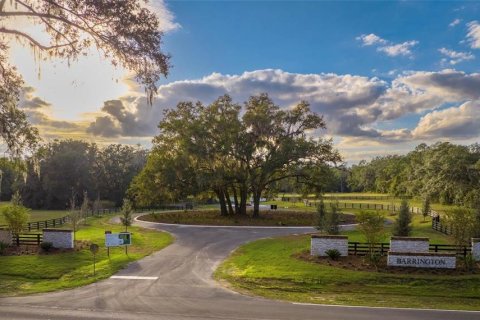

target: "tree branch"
[0,27,74,51]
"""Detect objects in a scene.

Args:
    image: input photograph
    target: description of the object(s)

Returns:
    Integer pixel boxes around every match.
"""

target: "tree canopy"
[129,93,341,216]
[0,0,170,155]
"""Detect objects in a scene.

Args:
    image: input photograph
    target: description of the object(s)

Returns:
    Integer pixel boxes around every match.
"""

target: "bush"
[463,253,476,271]
[1,204,30,237]
[0,241,8,255]
[325,249,341,260]
[393,199,412,236]
[40,241,54,252]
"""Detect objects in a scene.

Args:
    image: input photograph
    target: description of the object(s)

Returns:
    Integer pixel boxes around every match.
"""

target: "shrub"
[393,199,412,236]
[325,249,341,260]
[445,207,477,246]
[316,199,340,235]
[0,241,8,255]
[40,241,54,252]
[422,196,431,222]
[1,204,30,237]
[357,210,385,258]
[462,253,476,271]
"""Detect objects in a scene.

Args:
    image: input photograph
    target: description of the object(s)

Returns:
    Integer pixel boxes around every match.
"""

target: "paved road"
[1,216,479,320]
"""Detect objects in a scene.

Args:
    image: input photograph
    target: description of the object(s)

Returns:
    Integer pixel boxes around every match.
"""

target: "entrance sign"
[105,232,132,247]
[387,252,456,269]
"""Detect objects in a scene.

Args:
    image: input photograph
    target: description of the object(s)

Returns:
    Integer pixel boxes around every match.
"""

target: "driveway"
[0,216,478,320]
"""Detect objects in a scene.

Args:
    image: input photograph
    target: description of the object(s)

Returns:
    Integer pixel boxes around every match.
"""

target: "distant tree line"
[0,140,147,210]
[347,142,480,207]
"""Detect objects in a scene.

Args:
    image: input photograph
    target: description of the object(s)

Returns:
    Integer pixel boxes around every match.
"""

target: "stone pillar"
[390,236,429,253]
[0,229,12,246]
[310,235,348,257]
[43,229,74,249]
[472,238,480,261]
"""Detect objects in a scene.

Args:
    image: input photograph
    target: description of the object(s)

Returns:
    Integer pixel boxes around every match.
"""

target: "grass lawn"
[0,215,173,296]
[0,201,68,225]
[214,213,480,310]
[139,209,356,226]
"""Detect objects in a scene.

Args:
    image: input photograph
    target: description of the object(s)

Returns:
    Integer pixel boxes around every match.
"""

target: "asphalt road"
[1,216,479,320]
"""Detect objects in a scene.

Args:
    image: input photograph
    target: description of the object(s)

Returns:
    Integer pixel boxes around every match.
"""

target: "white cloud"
[449,18,461,27]
[356,33,387,46]
[377,40,419,57]
[357,34,419,57]
[412,101,480,139]
[466,21,480,49]
[85,69,480,148]
[439,48,475,65]
[142,0,181,32]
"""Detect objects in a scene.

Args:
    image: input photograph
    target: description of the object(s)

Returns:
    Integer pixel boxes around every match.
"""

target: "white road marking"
[110,276,158,280]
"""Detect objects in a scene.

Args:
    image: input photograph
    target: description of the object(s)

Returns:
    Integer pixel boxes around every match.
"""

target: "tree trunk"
[215,189,228,216]
[232,186,240,215]
[239,185,248,216]
[252,189,261,218]
[225,189,234,215]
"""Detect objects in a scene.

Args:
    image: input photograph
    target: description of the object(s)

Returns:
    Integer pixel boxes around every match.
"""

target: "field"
[0,215,173,296]
[215,218,480,310]
[0,202,68,225]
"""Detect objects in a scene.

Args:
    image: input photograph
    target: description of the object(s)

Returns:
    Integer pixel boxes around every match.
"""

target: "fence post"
[37,234,41,245]
[354,242,358,255]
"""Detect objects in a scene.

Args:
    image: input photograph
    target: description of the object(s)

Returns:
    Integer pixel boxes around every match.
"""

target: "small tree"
[393,199,412,236]
[422,196,431,222]
[120,199,134,232]
[81,191,89,226]
[2,204,30,241]
[445,208,476,247]
[92,195,102,216]
[68,195,81,242]
[316,199,340,235]
[357,210,385,260]
[316,198,327,233]
[11,191,22,206]
[326,201,340,235]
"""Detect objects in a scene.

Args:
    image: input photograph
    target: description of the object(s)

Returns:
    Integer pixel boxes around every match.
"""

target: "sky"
[5,1,480,163]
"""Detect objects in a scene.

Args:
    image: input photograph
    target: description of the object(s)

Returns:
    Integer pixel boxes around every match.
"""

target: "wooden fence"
[12,233,43,246]
[348,241,470,257]
[432,220,452,235]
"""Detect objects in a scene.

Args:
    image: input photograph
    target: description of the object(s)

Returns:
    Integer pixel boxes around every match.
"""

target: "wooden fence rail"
[348,241,470,257]
[13,233,43,246]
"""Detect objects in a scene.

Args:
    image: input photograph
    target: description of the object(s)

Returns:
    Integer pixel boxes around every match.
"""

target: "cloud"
[142,0,181,32]
[356,34,387,46]
[412,101,480,139]
[357,34,418,57]
[377,40,419,57]
[449,18,461,27]
[439,48,475,65]
[467,21,480,49]
[85,69,480,148]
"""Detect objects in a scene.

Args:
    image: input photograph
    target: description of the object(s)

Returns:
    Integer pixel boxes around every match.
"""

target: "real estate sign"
[105,232,132,247]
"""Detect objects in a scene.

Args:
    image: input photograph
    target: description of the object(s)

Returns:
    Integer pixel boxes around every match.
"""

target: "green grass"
[216,231,480,310]
[0,215,173,296]
[0,202,68,225]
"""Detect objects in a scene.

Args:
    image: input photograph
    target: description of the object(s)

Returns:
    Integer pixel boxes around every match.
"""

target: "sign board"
[105,232,132,247]
[387,252,456,269]
[89,243,99,254]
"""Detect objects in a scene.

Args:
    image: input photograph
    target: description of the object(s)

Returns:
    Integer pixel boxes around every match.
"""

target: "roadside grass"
[0,215,173,296]
[139,209,356,226]
[215,230,480,310]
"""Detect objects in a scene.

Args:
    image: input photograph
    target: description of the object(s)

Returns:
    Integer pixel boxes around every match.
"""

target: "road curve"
[0,215,479,320]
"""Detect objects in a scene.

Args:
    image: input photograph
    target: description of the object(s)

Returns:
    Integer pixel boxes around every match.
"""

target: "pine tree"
[422,196,431,222]
[316,198,327,233]
[393,199,412,236]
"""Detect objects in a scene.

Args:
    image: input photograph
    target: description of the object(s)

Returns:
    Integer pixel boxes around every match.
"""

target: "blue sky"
[162,1,479,82]
[8,1,480,162]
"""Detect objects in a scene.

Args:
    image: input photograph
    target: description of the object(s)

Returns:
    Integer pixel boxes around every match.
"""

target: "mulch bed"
[140,210,356,227]
[296,250,480,276]
[0,240,91,256]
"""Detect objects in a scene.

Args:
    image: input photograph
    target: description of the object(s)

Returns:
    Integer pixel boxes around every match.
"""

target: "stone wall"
[472,238,480,261]
[0,229,12,246]
[387,252,456,269]
[43,229,74,249]
[311,235,348,257]
[390,236,429,253]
